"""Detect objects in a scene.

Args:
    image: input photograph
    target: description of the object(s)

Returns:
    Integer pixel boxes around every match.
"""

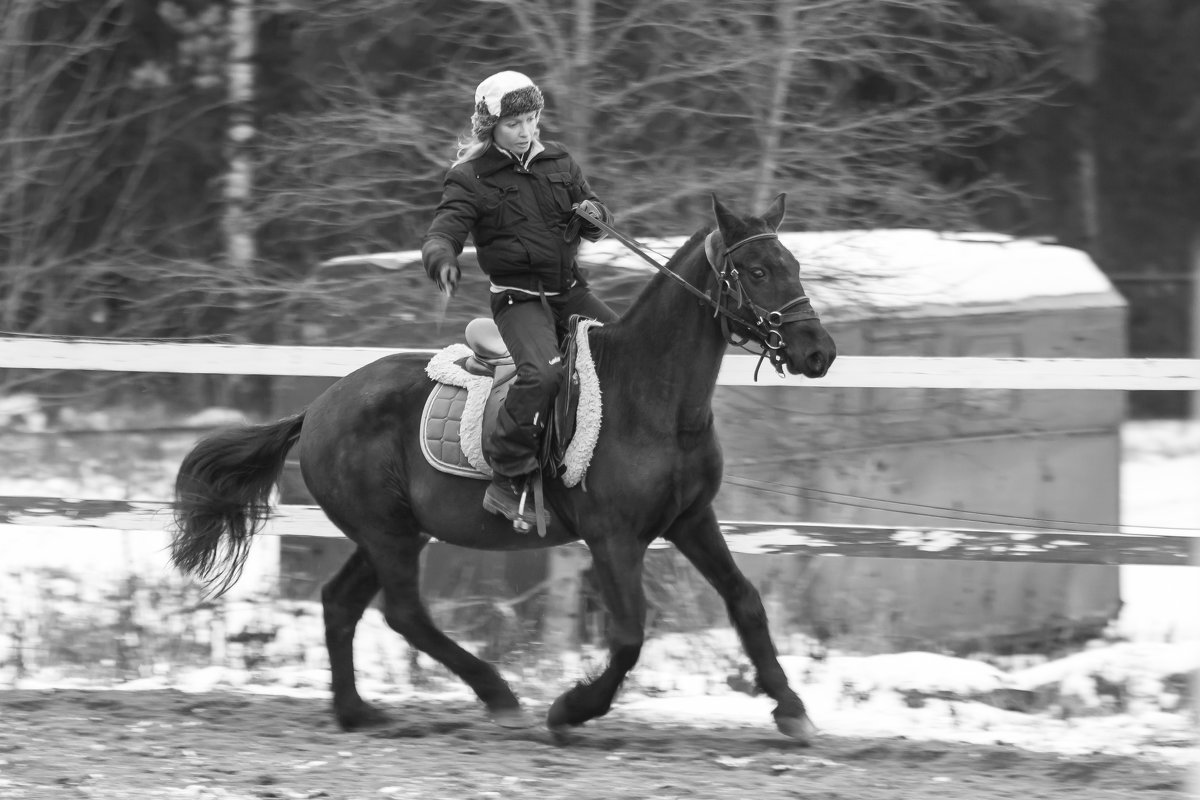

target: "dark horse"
[171,194,836,741]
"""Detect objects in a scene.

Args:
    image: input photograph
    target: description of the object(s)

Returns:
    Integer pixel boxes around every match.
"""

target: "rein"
[575,207,819,378]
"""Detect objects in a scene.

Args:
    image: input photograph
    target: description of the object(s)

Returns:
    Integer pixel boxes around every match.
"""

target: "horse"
[170,193,837,742]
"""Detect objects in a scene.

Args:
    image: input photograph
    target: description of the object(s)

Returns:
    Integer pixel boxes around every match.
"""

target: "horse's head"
[710,193,837,379]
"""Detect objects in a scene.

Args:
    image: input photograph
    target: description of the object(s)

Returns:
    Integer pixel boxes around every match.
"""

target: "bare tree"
[0,0,283,409]
[250,0,1056,254]
[0,0,230,335]
[555,0,1055,229]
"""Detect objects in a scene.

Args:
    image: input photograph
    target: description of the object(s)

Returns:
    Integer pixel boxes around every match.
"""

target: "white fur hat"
[473,71,544,120]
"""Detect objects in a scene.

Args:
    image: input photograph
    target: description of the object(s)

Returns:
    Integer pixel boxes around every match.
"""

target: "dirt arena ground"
[0,688,1191,799]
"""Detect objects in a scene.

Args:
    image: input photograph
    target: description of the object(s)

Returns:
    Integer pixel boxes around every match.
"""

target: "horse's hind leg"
[322,546,386,730]
[663,506,816,744]
[369,533,530,728]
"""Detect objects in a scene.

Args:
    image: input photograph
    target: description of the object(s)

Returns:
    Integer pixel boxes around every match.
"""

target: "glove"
[575,199,600,219]
[574,199,603,224]
[422,237,461,297]
[573,199,611,242]
[437,262,461,297]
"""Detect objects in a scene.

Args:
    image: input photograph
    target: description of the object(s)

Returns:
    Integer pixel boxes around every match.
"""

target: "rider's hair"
[452,126,498,166]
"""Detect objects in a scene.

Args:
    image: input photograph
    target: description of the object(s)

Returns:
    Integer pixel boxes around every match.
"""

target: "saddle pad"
[422,344,492,480]
[421,320,604,486]
[420,380,490,480]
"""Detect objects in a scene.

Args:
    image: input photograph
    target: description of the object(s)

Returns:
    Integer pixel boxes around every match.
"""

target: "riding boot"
[483,472,550,533]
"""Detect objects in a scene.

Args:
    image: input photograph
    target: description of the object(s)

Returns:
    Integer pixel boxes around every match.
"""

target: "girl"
[421,70,618,530]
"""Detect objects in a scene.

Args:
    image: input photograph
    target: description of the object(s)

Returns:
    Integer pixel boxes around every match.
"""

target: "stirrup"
[483,473,551,536]
[506,482,535,534]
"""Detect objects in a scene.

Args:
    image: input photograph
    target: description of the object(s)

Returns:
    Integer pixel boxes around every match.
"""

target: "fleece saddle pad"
[420,379,486,479]
[420,319,603,487]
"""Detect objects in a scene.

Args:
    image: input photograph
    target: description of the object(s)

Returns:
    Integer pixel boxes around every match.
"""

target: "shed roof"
[577,229,1126,321]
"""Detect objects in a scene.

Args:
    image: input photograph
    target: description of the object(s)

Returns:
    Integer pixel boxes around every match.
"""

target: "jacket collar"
[497,139,544,166]
[474,139,567,177]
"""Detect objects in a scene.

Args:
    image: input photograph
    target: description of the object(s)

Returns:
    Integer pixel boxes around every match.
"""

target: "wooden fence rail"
[2,336,1200,389]
[0,496,1193,567]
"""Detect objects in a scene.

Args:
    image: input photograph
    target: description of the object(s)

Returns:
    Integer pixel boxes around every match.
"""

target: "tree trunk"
[562,0,593,164]
[753,0,798,211]
[224,0,257,272]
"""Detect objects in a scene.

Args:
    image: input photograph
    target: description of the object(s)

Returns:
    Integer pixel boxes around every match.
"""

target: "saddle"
[421,316,603,487]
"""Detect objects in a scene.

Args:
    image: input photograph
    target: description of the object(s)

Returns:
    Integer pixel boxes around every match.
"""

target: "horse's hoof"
[336,701,391,731]
[546,695,583,744]
[546,695,573,729]
[776,713,818,745]
[490,707,535,729]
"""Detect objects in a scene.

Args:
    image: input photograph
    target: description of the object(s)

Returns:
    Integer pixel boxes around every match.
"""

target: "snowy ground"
[8,609,1197,770]
[1116,420,1200,642]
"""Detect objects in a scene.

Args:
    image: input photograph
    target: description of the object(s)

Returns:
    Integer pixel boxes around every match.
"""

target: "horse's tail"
[171,412,305,596]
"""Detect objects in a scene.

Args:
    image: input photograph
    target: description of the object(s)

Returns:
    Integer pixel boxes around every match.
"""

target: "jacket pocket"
[482,185,525,228]
[545,171,577,213]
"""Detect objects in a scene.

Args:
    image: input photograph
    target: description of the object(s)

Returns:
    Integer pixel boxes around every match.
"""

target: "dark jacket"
[422,140,610,294]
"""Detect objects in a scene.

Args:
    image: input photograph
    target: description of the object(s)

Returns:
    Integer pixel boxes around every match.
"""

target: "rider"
[420,70,619,529]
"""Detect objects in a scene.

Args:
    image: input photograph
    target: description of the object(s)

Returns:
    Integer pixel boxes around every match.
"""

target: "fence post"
[542,548,590,668]
[1191,234,1200,419]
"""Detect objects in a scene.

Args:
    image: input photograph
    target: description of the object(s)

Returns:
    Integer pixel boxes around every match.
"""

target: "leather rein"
[575,207,819,378]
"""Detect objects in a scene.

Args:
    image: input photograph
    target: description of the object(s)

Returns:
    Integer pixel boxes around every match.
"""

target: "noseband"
[704,230,821,377]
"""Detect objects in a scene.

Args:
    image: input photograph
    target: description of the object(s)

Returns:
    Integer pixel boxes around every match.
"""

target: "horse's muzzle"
[785,333,836,379]
[800,350,834,379]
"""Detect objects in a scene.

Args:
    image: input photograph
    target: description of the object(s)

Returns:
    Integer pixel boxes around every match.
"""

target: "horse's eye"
[749,268,767,280]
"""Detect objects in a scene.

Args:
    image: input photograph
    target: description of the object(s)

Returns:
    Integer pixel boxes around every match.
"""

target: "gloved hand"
[422,237,461,297]
[573,199,611,242]
[574,199,604,223]
[436,262,460,297]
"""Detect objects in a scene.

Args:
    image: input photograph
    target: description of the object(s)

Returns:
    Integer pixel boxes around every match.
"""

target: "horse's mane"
[665,227,711,268]
[589,227,712,359]
[624,226,710,304]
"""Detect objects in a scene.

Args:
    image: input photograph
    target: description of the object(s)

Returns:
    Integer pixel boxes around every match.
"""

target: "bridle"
[704,230,821,377]
[576,207,821,378]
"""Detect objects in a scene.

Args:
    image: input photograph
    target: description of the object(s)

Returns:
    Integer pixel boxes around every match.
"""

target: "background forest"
[0,0,1197,414]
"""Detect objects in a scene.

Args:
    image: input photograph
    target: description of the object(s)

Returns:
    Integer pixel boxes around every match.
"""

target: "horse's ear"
[711,193,739,239]
[762,193,787,231]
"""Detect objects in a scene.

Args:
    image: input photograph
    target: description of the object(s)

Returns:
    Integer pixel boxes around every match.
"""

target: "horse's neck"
[598,258,727,429]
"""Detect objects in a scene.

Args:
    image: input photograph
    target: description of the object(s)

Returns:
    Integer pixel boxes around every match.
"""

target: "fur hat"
[470,71,544,138]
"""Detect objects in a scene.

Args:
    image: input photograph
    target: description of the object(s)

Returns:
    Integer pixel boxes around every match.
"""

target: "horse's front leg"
[663,505,817,744]
[546,535,647,734]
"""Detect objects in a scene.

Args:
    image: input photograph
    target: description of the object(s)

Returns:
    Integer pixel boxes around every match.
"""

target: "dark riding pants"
[485,283,618,477]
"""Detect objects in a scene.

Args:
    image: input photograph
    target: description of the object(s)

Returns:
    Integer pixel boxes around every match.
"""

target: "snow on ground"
[621,648,1197,763]
[1117,420,1200,642]
[5,608,1196,769]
